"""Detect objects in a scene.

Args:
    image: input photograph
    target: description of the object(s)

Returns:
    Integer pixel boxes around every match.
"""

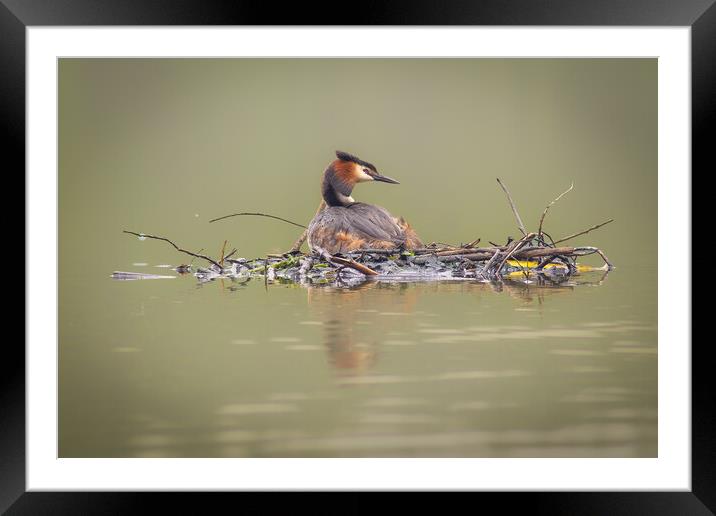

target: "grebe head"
[321,151,400,207]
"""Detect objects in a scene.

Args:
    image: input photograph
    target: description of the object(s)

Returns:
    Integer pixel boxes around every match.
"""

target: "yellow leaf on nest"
[505,260,601,273]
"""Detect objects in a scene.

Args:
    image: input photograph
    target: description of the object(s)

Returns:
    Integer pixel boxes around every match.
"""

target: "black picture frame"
[5,1,707,513]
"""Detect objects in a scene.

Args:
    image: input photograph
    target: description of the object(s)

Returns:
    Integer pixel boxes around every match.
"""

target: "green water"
[58,58,657,457]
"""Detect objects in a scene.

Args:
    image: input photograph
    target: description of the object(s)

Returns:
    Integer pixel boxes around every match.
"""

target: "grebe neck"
[322,167,355,207]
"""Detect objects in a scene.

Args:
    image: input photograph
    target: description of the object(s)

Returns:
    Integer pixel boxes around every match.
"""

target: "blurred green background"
[59,58,656,271]
[58,59,657,458]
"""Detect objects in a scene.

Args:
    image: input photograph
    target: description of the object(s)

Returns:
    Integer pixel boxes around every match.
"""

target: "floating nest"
[115,231,613,289]
[114,180,614,288]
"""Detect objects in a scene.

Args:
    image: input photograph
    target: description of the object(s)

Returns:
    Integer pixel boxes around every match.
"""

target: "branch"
[495,232,536,275]
[553,219,614,245]
[481,248,504,275]
[538,182,573,238]
[123,231,223,269]
[412,245,606,264]
[312,245,378,276]
[209,212,307,229]
[595,248,614,270]
[496,178,527,236]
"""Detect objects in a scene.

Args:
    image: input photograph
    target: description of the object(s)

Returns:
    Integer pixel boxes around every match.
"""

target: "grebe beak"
[373,174,400,185]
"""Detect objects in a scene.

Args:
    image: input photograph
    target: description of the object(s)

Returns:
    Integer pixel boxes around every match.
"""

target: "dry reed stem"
[553,219,614,244]
[496,178,527,236]
[538,182,574,239]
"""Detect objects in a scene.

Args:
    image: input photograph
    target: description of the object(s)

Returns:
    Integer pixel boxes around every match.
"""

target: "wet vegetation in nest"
[114,179,614,289]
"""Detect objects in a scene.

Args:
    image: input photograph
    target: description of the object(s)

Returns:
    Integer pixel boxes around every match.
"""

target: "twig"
[553,219,614,244]
[538,182,573,239]
[540,231,557,248]
[219,240,228,266]
[413,246,589,264]
[427,241,458,248]
[535,255,558,271]
[434,246,504,257]
[298,257,314,276]
[209,212,307,229]
[510,254,531,280]
[312,245,378,276]
[264,257,269,289]
[123,231,223,269]
[482,248,504,274]
[595,249,614,270]
[483,233,532,277]
[496,232,536,275]
[413,252,492,265]
[189,248,205,267]
[329,256,379,277]
[516,246,578,259]
[496,178,527,236]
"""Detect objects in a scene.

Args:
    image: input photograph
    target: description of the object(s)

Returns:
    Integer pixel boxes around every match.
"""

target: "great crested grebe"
[307,151,423,255]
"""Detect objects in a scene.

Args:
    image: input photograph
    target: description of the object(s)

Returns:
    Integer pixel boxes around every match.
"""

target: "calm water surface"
[59,265,656,457]
[58,58,657,457]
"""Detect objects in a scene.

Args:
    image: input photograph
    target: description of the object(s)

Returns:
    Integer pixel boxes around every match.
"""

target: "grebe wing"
[343,203,404,244]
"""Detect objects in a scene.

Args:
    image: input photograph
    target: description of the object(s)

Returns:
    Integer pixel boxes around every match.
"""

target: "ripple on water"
[432,369,527,381]
[583,408,657,420]
[382,340,415,346]
[358,413,438,425]
[339,375,414,385]
[422,327,605,344]
[449,401,491,411]
[214,430,257,443]
[338,369,528,386]
[561,387,632,404]
[268,392,338,402]
[129,434,174,448]
[230,339,256,345]
[418,328,465,335]
[261,422,641,455]
[363,397,427,408]
[609,347,657,354]
[217,403,300,415]
[449,401,519,411]
[549,349,603,356]
[567,366,613,373]
[269,392,310,401]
